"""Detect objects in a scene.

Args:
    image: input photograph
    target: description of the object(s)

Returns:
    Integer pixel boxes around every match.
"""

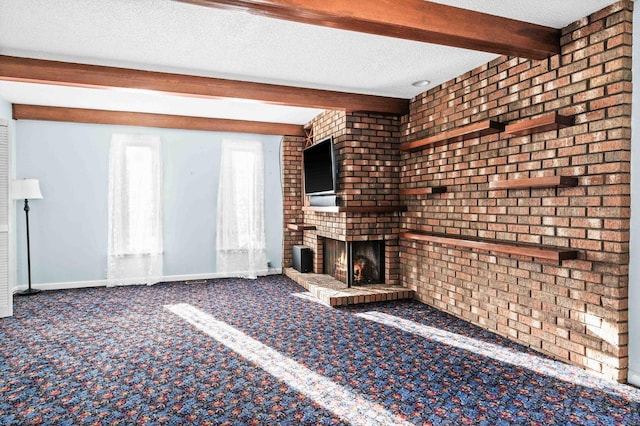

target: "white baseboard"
[11,268,283,294]
[628,369,640,387]
[0,304,13,318]
[14,279,106,292]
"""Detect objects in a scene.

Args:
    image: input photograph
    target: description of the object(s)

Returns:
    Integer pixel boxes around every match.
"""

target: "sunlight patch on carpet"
[356,311,640,401]
[165,303,413,425]
[290,292,326,305]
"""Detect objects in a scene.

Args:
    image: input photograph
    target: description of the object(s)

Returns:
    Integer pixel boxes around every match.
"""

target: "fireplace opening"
[323,239,384,287]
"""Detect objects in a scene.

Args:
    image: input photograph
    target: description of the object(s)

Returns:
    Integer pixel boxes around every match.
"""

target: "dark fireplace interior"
[323,238,384,286]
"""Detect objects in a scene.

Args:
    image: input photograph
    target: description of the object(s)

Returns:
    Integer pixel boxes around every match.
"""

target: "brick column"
[281,135,305,268]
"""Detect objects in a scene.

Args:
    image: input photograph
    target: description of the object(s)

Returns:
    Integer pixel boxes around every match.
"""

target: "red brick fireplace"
[283,110,404,286]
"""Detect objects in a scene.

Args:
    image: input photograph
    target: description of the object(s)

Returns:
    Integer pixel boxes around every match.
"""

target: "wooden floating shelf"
[341,205,408,214]
[286,224,316,231]
[303,205,407,214]
[489,176,578,190]
[503,112,574,137]
[400,120,504,152]
[401,231,578,264]
[400,186,447,196]
[303,206,340,213]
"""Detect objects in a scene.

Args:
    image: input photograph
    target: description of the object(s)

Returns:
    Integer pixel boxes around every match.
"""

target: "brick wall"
[400,1,632,381]
[280,0,632,382]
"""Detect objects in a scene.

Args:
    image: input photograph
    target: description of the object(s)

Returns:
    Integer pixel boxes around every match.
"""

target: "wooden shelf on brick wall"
[400,186,447,196]
[489,176,578,190]
[286,223,316,231]
[401,231,578,264]
[303,206,341,213]
[303,205,407,214]
[400,120,504,152]
[503,112,574,136]
[341,205,408,213]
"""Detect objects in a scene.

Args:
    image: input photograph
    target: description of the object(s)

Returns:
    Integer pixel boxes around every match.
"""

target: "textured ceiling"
[0,0,618,125]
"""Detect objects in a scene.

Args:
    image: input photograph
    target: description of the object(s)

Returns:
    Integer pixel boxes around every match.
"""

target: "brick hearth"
[284,268,413,307]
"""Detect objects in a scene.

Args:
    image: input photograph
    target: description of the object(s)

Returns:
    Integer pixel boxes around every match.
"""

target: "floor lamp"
[13,179,43,296]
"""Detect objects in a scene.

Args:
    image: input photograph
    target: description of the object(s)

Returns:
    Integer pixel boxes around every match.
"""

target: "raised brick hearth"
[284,267,413,307]
[283,1,633,382]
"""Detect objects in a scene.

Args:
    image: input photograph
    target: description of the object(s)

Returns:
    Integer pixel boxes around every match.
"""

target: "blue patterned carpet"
[1,275,639,425]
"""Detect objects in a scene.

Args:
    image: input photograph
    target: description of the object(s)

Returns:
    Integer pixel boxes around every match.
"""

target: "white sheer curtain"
[107,134,163,286]
[216,140,267,279]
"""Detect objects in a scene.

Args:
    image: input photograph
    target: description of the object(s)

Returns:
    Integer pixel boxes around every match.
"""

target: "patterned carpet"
[0,275,639,425]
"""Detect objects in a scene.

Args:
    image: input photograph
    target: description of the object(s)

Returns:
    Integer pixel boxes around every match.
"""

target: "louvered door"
[0,120,10,317]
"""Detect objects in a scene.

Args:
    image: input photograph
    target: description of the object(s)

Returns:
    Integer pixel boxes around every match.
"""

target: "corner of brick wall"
[281,135,306,268]
[400,0,632,382]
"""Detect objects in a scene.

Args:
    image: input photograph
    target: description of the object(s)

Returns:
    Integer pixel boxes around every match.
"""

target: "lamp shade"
[12,179,43,200]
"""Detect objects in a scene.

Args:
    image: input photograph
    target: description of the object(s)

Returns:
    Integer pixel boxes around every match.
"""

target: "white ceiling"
[0,0,617,126]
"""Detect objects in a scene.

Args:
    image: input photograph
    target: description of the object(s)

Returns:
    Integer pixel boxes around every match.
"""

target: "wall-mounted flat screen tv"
[303,136,337,195]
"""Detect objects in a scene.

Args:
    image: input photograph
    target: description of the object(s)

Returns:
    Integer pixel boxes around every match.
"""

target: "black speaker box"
[293,245,312,273]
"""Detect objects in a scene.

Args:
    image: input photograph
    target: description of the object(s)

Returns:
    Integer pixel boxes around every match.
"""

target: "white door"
[0,119,10,317]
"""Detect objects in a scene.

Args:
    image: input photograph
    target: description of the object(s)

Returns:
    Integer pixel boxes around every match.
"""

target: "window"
[122,145,156,254]
[216,140,267,278]
[107,134,162,286]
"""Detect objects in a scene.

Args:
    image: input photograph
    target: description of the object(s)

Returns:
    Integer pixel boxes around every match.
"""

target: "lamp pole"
[13,179,43,296]
[20,198,39,295]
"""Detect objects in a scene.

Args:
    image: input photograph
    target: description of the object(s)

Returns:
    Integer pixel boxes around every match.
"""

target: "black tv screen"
[303,136,337,195]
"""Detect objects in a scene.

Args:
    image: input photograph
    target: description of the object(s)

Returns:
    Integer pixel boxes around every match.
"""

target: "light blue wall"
[14,120,283,286]
[0,99,10,119]
[162,133,220,276]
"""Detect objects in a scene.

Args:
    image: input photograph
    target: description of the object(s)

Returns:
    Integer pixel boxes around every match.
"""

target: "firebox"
[323,238,384,287]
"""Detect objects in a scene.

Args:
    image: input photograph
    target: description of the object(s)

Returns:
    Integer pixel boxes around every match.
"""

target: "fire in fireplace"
[323,239,384,287]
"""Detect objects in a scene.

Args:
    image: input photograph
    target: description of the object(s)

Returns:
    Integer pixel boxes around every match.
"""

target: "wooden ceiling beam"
[0,55,408,115]
[177,0,560,59]
[12,104,307,136]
